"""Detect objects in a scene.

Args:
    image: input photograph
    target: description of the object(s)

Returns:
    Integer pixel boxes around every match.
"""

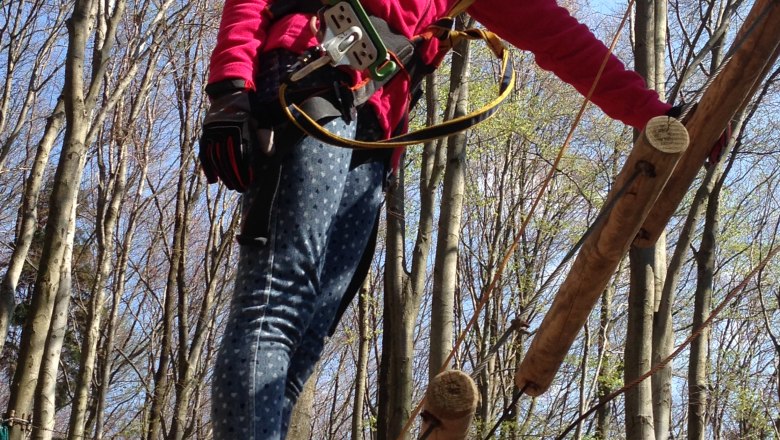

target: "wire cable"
[554,243,780,440]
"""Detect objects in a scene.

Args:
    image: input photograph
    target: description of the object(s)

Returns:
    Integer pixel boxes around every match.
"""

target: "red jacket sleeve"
[468,0,671,129]
[208,0,271,90]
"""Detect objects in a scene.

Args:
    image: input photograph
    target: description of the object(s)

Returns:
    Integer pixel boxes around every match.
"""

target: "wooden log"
[419,370,479,440]
[635,0,780,247]
[515,116,689,396]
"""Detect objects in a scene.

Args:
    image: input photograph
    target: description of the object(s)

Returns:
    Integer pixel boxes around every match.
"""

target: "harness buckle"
[288,25,363,82]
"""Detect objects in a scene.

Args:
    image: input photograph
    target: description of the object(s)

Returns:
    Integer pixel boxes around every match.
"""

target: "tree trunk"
[4,0,124,436]
[170,195,237,440]
[168,33,222,440]
[625,1,657,437]
[595,283,615,439]
[653,141,725,440]
[288,365,318,440]
[377,276,394,440]
[93,238,130,440]
[68,123,129,440]
[381,181,416,440]
[647,0,673,433]
[429,26,471,378]
[31,202,76,440]
[475,280,497,435]
[146,157,187,440]
[352,278,371,439]
[688,169,722,440]
[0,99,64,352]
[93,133,149,438]
[379,53,451,440]
[625,247,656,440]
[595,147,624,440]
[651,231,674,440]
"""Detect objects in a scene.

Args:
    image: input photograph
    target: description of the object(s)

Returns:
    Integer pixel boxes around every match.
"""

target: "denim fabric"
[211,116,386,439]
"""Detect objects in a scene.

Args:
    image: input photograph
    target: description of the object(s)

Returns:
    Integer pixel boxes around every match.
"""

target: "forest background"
[0,0,779,438]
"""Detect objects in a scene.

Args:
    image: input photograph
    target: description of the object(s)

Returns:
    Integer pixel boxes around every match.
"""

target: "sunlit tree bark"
[429,19,471,378]
[624,0,657,437]
[4,0,125,437]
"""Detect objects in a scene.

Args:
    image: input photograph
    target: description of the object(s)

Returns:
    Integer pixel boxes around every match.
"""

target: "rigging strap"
[280,2,516,148]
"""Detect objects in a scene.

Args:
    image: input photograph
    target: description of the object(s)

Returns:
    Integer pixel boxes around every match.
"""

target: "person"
[198,0,673,438]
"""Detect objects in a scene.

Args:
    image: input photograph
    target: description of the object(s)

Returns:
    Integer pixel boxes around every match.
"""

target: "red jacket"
[209,0,671,139]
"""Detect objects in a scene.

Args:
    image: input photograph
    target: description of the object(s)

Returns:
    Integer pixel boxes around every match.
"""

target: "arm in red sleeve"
[208,0,271,91]
[468,0,671,129]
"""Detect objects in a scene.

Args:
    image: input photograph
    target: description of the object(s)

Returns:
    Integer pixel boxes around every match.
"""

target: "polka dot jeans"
[211,117,385,439]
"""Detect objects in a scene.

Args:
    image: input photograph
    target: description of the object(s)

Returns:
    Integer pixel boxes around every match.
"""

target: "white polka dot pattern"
[211,116,386,440]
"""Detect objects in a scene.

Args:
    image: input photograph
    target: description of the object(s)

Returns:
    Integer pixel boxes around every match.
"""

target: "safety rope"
[554,243,780,440]
[470,319,532,380]
[396,0,637,437]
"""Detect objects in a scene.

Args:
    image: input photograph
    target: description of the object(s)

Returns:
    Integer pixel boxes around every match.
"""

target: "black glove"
[199,81,269,192]
[665,104,685,120]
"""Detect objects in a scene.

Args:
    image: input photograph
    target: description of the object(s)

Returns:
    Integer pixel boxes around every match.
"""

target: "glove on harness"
[199,80,274,193]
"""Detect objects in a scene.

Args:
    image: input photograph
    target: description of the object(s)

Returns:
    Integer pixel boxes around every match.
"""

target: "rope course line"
[463,164,646,438]
[553,243,780,440]
[470,319,532,380]
[468,163,646,386]
[395,1,638,437]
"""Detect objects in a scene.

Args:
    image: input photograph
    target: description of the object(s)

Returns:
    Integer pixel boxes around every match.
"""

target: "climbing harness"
[279,0,516,148]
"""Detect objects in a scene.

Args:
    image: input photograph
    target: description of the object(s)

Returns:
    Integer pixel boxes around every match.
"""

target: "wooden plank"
[515,116,689,396]
[635,0,780,246]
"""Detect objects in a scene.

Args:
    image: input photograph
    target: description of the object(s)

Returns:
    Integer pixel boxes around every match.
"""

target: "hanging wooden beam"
[515,116,689,396]
[419,370,479,440]
[635,0,780,247]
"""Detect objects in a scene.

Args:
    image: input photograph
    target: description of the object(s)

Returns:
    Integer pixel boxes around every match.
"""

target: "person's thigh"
[212,118,357,440]
[280,151,387,431]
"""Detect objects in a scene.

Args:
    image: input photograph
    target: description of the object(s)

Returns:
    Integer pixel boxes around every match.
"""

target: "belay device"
[280,0,517,149]
[290,0,398,82]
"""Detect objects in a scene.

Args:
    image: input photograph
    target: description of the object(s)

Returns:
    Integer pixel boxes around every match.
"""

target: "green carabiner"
[324,0,398,80]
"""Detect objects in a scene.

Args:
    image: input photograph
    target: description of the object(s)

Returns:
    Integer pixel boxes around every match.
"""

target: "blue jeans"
[211,117,386,439]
